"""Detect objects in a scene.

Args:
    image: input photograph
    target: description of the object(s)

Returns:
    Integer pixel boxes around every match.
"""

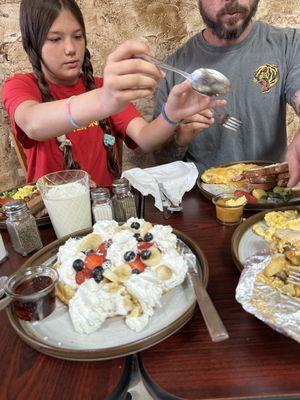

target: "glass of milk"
[37,170,92,238]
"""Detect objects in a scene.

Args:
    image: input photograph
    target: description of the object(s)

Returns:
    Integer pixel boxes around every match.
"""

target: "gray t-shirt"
[154,21,300,173]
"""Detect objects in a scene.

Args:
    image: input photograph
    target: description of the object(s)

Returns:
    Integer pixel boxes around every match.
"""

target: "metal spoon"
[137,54,231,97]
[0,276,12,311]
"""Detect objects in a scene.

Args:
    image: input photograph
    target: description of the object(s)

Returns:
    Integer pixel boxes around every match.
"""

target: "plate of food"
[6,217,208,361]
[0,183,50,228]
[197,160,300,211]
[233,206,300,343]
[231,205,300,271]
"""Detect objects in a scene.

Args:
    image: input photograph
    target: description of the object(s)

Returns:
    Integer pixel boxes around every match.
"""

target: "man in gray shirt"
[153,0,300,186]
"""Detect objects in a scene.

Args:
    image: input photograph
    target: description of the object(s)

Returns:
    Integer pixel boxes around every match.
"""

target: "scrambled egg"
[12,185,38,200]
[201,163,259,185]
[225,195,247,207]
[253,210,300,243]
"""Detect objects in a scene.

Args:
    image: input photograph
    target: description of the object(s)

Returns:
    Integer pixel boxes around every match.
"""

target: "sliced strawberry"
[84,253,105,270]
[75,271,86,285]
[129,257,145,273]
[98,239,112,256]
[233,189,256,204]
[137,242,152,251]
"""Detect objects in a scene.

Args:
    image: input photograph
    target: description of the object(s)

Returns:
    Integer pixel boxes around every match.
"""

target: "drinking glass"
[37,170,92,238]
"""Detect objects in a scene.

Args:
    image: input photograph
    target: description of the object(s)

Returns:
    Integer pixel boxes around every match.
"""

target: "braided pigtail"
[82,48,121,178]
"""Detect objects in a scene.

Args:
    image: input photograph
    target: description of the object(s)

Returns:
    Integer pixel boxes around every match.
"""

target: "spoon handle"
[136,54,191,81]
[0,295,13,311]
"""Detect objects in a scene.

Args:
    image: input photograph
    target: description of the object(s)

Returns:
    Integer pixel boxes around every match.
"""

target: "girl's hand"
[164,80,226,124]
[175,109,215,146]
[102,40,163,114]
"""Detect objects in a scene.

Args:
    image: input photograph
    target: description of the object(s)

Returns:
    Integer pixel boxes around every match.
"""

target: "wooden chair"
[9,131,27,175]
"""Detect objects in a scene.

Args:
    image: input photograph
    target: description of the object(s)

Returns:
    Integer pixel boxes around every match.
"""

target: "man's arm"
[287,89,300,187]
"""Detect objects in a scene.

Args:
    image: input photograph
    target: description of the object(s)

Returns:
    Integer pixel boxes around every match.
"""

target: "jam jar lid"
[91,187,110,201]
[3,199,28,217]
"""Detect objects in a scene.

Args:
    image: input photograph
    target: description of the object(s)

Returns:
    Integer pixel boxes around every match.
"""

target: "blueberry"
[72,259,84,272]
[92,266,103,283]
[102,259,112,269]
[85,249,96,255]
[132,268,140,274]
[140,249,151,260]
[133,233,143,242]
[143,233,153,242]
[124,251,136,262]
[131,221,140,230]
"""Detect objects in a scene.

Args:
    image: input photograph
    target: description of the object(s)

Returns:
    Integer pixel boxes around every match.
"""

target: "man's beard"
[199,0,259,40]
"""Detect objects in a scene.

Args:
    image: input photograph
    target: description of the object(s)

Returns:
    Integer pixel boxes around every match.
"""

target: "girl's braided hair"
[19,0,120,177]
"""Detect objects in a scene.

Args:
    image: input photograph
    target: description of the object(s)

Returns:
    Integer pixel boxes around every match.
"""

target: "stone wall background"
[0,0,299,192]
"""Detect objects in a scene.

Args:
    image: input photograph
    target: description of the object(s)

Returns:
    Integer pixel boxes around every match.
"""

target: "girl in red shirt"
[2,0,225,186]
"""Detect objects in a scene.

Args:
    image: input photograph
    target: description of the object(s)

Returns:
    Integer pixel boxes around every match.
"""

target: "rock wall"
[0,0,299,191]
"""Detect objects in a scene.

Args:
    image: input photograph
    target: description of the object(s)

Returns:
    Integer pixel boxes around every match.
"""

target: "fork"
[213,109,243,132]
[287,265,300,285]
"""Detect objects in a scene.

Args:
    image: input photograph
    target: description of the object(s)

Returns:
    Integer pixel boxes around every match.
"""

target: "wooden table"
[1,187,300,400]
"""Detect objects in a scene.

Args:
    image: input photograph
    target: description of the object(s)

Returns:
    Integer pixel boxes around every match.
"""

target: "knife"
[189,261,229,342]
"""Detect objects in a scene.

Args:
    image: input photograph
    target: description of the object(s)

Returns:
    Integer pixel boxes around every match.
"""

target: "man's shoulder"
[166,33,201,62]
[257,20,299,39]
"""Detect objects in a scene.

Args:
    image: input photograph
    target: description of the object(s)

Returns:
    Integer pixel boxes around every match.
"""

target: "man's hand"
[287,131,300,187]
[175,109,215,146]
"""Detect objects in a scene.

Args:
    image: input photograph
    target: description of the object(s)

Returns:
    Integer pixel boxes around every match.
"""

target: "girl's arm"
[14,41,163,141]
[126,80,226,152]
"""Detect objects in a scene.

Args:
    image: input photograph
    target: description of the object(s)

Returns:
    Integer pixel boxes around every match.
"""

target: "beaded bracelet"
[66,96,81,129]
[161,102,179,126]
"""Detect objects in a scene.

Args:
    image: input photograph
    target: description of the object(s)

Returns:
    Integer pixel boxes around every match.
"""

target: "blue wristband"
[161,102,179,126]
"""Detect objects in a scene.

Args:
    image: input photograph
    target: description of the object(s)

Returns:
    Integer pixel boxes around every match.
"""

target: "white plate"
[7,228,208,361]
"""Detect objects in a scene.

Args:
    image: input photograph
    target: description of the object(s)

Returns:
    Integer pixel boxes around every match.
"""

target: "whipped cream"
[93,220,118,240]
[125,272,163,332]
[107,230,138,267]
[154,249,188,290]
[149,225,177,252]
[56,219,189,334]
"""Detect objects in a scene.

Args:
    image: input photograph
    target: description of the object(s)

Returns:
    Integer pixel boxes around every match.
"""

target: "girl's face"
[41,9,85,86]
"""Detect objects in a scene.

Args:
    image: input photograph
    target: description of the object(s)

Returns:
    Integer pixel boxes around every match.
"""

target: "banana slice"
[142,245,162,267]
[103,269,120,283]
[114,264,132,282]
[156,265,173,280]
[78,233,103,252]
[104,282,122,293]
[140,222,153,237]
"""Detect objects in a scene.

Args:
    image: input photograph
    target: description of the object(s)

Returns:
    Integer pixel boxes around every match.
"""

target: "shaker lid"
[91,187,110,200]
[112,178,130,191]
[3,199,28,216]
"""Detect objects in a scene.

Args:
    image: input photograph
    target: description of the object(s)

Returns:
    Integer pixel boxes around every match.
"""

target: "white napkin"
[122,161,198,212]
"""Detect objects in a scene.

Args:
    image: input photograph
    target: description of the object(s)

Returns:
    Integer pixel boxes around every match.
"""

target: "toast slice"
[244,162,288,178]
[247,182,276,191]
[247,174,276,184]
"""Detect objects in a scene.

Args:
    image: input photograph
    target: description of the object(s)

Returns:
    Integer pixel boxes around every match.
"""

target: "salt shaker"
[91,187,113,222]
[0,232,8,264]
[112,178,137,223]
[4,200,43,256]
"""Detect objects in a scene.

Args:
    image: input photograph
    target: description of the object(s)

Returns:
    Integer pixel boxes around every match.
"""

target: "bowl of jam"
[3,265,58,321]
[212,193,247,225]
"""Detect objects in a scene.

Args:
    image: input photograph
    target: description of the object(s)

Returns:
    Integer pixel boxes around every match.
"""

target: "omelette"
[201,163,259,186]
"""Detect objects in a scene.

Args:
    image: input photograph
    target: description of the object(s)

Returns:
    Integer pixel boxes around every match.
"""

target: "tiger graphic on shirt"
[253,64,279,93]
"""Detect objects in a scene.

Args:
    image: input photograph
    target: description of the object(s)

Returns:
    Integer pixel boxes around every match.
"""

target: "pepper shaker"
[4,200,43,256]
[112,178,137,223]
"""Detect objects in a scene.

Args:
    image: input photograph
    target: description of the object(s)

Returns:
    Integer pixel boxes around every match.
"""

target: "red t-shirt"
[1,73,140,186]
